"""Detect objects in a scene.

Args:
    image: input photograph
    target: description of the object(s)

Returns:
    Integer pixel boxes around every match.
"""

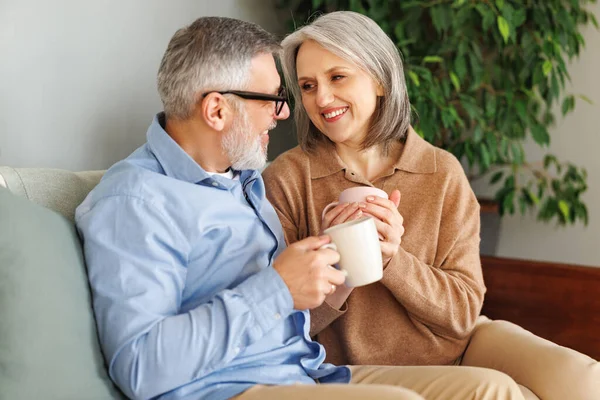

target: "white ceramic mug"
[322,216,383,287]
[321,186,388,221]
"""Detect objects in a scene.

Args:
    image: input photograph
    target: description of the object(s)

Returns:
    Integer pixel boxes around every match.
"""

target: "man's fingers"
[324,265,347,286]
[294,235,331,251]
[318,246,341,266]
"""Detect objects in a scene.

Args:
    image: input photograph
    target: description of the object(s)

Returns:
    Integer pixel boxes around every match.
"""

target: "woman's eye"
[332,75,345,81]
[301,83,315,91]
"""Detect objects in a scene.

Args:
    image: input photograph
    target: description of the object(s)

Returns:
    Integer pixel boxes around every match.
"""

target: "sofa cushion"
[0,188,124,399]
[0,167,104,222]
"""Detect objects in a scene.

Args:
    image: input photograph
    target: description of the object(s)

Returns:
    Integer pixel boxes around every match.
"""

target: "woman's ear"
[376,81,385,97]
[201,93,229,132]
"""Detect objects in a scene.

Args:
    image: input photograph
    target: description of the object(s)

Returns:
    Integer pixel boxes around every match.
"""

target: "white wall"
[0,0,283,170]
[472,1,600,267]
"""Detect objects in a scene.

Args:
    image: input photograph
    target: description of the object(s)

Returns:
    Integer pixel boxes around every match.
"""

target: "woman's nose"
[316,85,334,107]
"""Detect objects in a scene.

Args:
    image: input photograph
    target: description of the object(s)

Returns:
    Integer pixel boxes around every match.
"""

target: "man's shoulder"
[76,149,166,217]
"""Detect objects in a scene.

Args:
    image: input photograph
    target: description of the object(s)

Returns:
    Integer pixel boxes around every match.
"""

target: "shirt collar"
[146,113,212,184]
[309,126,437,179]
[146,113,259,188]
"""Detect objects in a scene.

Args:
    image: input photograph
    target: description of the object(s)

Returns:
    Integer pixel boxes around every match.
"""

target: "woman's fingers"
[323,203,362,229]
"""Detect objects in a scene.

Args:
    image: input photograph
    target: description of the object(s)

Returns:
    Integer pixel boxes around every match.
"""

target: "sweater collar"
[309,126,437,179]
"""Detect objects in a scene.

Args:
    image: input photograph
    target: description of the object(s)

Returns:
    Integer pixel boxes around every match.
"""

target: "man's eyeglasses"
[202,87,287,116]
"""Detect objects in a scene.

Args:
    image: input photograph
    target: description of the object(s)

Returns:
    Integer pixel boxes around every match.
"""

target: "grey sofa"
[0,166,598,400]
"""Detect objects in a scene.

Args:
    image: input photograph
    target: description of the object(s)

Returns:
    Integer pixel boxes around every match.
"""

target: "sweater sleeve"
[263,158,348,336]
[380,166,486,340]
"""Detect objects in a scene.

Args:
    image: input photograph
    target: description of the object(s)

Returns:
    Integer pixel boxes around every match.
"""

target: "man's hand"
[273,236,346,310]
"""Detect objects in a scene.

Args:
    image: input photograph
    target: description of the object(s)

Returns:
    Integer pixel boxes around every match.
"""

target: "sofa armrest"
[462,316,600,400]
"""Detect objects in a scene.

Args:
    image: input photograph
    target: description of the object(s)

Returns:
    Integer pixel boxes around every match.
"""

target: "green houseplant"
[277,0,597,225]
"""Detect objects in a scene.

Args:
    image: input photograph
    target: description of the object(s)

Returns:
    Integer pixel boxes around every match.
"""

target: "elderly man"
[75,16,424,400]
[75,16,520,400]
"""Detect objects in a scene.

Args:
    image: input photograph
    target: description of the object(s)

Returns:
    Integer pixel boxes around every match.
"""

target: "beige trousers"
[234,364,525,400]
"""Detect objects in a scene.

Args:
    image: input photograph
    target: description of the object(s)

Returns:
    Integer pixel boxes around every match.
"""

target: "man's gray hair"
[158,17,281,120]
[281,11,411,153]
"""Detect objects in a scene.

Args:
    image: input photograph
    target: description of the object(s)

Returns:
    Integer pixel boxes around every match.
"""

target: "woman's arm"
[367,169,485,340]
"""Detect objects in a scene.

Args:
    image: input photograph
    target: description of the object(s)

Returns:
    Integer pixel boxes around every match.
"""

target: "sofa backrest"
[0,186,125,399]
[0,167,104,222]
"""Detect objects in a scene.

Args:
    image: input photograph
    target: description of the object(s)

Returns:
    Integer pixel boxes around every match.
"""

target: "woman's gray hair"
[281,11,411,152]
[158,17,281,120]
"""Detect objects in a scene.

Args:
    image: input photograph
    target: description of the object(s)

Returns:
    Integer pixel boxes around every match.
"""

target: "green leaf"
[473,125,484,143]
[531,123,550,146]
[511,142,524,165]
[312,0,324,8]
[515,100,528,123]
[561,95,576,116]
[450,72,460,91]
[578,94,593,105]
[503,190,516,214]
[544,154,559,169]
[480,142,491,170]
[519,197,527,214]
[454,55,467,81]
[524,188,540,205]
[490,171,504,184]
[542,60,553,76]
[558,200,570,223]
[423,56,444,63]
[495,0,504,10]
[497,16,510,43]
[408,70,420,87]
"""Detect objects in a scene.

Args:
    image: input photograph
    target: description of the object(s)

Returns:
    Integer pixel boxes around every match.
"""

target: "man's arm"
[77,196,294,400]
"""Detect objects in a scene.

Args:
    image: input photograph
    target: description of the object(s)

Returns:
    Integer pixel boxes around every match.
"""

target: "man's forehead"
[249,53,281,92]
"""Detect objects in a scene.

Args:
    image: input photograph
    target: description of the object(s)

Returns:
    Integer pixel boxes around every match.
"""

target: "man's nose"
[275,102,290,120]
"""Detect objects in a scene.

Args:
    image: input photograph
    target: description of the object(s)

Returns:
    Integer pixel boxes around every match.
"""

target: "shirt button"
[234,347,241,354]
[212,181,219,187]
[274,313,281,320]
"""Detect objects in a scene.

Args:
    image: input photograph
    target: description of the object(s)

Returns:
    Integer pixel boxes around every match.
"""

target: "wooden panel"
[481,255,600,361]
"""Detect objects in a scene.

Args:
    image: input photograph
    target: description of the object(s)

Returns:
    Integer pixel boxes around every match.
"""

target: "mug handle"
[319,243,348,277]
[321,201,340,221]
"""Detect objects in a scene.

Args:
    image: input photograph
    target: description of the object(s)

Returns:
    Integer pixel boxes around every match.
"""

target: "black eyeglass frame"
[202,87,287,116]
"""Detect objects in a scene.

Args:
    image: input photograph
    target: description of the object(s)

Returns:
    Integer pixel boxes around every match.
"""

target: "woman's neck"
[335,141,404,182]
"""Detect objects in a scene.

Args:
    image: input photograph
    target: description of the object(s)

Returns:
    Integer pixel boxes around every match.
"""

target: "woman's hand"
[320,202,363,233]
[361,190,404,266]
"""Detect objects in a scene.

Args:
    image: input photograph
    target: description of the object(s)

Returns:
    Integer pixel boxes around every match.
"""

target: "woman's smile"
[322,106,349,122]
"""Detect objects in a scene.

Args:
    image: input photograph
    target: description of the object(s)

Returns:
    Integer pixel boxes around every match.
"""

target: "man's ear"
[201,93,230,132]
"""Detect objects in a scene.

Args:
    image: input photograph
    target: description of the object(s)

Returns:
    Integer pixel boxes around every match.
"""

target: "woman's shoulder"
[263,146,310,181]
[263,146,312,187]
[432,146,465,177]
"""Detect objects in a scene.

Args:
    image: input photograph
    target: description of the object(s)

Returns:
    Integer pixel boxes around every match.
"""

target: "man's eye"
[332,75,345,81]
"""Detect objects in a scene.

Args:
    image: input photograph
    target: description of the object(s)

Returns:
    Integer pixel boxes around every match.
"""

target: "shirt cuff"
[237,266,294,336]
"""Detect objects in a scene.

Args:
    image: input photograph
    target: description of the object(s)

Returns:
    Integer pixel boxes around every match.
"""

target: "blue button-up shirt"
[75,114,350,400]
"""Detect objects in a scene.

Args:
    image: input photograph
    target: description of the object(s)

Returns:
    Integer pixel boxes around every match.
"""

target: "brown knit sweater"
[262,128,485,366]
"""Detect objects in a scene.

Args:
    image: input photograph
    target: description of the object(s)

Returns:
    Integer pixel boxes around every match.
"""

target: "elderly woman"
[263,10,526,400]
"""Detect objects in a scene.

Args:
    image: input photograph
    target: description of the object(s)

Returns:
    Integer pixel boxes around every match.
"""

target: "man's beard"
[222,106,276,171]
